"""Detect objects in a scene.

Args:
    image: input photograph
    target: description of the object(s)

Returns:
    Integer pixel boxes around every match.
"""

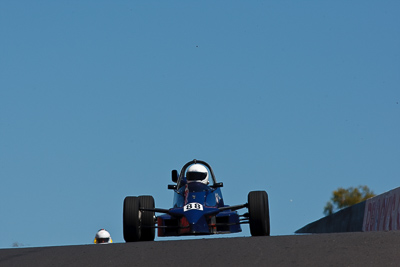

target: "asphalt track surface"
[1,231,400,266]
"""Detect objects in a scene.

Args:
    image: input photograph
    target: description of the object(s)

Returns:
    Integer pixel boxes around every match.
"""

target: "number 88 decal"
[184,202,203,211]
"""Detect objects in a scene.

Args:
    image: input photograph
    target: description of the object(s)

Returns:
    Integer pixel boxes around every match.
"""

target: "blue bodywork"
[156,162,243,237]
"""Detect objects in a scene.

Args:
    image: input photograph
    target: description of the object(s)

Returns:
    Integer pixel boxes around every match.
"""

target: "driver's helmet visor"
[96,237,110,243]
[186,172,207,181]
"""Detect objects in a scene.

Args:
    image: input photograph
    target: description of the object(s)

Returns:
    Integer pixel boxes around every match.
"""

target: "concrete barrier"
[363,187,400,231]
[296,187,400,234]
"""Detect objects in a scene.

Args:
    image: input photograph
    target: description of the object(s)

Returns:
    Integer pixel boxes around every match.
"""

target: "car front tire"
[123,196,141,242]
[248,191,270,236]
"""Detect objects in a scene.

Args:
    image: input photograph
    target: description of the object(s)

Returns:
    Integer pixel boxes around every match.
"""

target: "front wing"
[143,204,248,237]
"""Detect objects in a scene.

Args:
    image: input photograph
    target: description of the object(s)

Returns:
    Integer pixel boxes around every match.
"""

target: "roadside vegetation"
[324,185,376,215]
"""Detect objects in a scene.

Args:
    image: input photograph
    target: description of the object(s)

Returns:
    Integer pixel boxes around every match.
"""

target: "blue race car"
[123,159,270,242]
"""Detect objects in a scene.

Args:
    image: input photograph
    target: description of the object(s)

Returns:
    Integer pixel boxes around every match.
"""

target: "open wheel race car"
[123,159,270,242]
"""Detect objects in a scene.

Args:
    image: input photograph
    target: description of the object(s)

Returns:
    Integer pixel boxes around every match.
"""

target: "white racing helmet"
[94,229,112,244]
[186,164,209,185]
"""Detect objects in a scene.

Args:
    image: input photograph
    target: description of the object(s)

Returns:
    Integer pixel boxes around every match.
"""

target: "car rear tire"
[123,196,141,242]
[248,191,270,236]
[138,195,155,241]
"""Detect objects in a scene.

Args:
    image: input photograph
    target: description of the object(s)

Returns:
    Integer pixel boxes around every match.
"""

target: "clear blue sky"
[1,1,399,248]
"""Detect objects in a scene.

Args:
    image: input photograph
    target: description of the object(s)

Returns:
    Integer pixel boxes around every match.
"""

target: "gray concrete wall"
[296,201,366,234]
[296,187,400,234]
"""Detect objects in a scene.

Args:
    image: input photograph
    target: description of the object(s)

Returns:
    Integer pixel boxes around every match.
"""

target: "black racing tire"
[248,191,270,236]
[138,195,155,241]
[123,196,141,242]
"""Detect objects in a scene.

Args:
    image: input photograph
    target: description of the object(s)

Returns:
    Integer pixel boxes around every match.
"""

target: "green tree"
[323,185,375,216]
